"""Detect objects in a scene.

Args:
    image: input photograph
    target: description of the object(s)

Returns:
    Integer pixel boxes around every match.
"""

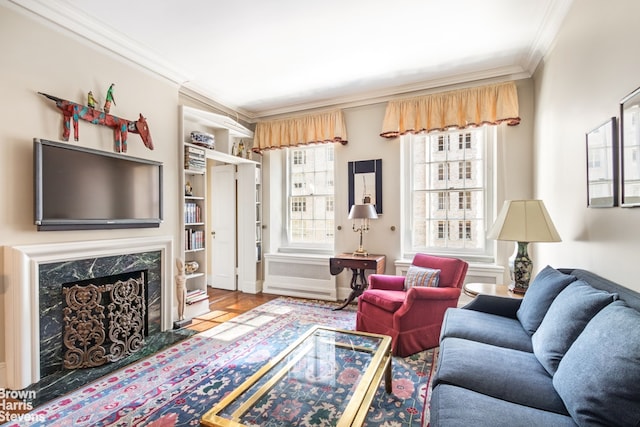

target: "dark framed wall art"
[586,117,618,207]
[348,159,382,214]
[620,86,640,207]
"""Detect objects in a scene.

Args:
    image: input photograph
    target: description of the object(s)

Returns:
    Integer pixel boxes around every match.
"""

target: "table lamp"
[349,204,378,256]
[487,200,561,293]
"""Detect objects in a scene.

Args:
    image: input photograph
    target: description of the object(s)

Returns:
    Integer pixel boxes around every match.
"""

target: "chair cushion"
[553,301,640,427]
[516,265,577,335]
[404,265,440,289]
[532,280,616,375]
[358,289,405,312]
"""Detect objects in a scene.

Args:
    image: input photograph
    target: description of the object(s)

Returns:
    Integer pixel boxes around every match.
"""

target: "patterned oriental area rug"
[7,298,435,427]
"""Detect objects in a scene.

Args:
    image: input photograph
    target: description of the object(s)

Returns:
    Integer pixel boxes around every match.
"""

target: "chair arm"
[368,274,406,291]
[393,286,462,329]
[462,294,522,319]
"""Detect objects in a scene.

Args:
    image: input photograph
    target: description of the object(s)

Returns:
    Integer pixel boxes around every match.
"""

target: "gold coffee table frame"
[201,326,393,427]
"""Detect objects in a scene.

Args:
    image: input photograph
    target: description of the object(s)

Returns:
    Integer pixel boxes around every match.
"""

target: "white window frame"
[401,126,496,263]
[281,144,335,253]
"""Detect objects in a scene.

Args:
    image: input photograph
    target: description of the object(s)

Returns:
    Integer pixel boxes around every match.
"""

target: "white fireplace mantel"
[3,236,174,390]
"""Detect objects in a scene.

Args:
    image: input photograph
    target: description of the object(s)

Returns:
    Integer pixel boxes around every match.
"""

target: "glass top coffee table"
[201,325,393,427]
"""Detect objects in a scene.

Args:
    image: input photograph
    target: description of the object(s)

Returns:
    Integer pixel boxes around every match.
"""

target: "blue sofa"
[429,266,640,427]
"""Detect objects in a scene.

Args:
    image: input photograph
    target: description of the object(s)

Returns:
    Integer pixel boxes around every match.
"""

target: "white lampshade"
[348,204,378,220]
[488,200,561,243]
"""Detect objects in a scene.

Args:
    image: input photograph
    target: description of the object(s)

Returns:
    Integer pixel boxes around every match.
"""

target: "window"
[458,132,472,149]
[286,145,335,247]
[438,192,448,210]
[459,161,472,180]
[404,127,495,260]
[437,135,448,152]
[458,191,472,210]
[458,220,472,240]
[437,221,447,239]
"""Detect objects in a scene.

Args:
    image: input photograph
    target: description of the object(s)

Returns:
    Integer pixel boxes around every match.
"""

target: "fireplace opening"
[61,270,148,369]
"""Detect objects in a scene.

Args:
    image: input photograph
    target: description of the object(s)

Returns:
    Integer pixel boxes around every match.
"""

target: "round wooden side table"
[463,282,524,299]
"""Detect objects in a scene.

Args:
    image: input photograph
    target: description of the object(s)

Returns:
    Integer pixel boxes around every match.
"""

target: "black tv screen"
[34,138,163,231]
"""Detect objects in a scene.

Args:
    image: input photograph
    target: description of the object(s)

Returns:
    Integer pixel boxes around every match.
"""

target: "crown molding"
[251,66,530,121]
[521,0,574,74]
[8,0,191,85]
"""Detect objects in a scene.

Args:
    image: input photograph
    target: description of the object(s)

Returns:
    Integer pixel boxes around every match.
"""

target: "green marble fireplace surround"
[3,236,174,390]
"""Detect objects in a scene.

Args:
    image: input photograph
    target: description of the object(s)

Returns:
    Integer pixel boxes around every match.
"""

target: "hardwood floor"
[186,287,280,333]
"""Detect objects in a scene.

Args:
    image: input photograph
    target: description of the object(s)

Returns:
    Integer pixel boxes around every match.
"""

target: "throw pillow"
[531,280,617,375]
[405,266,440,289]
[516,265,576,335]
[553,301,640,427]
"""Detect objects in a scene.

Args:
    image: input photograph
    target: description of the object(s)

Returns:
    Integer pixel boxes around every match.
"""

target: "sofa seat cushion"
[516,265,577,336]
[433,337,568,415]
[358,289,405,312]
[430,384,578,427]
[553,301,640,427]
[532,280,617,375]
[440,307,533,352]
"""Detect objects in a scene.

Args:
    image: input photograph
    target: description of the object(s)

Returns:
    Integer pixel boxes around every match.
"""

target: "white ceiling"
[11,0,573,120]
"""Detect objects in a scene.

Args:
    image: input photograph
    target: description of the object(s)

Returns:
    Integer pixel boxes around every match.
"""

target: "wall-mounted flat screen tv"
[34,138,163,231]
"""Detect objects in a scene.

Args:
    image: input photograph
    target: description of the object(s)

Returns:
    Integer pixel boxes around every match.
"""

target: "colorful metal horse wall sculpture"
[38,92,153,153]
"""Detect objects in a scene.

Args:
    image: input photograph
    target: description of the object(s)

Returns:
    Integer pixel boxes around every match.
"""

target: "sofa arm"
[368,274,406,291]
[463,294,522,319]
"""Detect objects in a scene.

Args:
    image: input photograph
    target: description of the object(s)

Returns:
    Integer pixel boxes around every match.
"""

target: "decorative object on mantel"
[38,92,153,153]
[87,90,98,109]
[487,199,561,294]
[104,83,116,113]
[620,86,640,207]
[586,117,618,208]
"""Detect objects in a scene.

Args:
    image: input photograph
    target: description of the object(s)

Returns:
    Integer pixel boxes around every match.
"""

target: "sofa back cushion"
[404,266,440,289]
[553,301,640,427]
[516,266,577,335]
[531,280,617,375]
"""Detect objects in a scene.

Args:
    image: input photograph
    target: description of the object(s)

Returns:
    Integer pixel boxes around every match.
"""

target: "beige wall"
[533,0,640,291]
[0,6,181,367]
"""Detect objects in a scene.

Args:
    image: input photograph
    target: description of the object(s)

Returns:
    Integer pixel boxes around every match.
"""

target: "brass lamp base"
[352,248,369,257]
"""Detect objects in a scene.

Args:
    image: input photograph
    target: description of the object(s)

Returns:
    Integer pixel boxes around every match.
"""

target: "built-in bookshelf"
[182,144,208,312]
[178,105,262,321]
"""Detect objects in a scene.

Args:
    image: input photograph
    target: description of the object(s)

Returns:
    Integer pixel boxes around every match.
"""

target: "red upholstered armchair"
[356,253,468,357]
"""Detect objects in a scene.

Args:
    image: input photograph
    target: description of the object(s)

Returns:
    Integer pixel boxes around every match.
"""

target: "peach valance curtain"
[380,82,521,138]
[254,110,348,152]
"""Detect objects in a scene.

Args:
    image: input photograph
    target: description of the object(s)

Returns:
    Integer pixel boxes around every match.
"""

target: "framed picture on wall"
[620,86,640,207]
[348,159,382,214]
[586,117,618,207]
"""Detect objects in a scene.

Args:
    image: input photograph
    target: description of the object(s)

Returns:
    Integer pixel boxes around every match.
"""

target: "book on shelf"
[186,288,208,304]
[184,202,202,223]
[185,228,204,250]
[185,146,206,172]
